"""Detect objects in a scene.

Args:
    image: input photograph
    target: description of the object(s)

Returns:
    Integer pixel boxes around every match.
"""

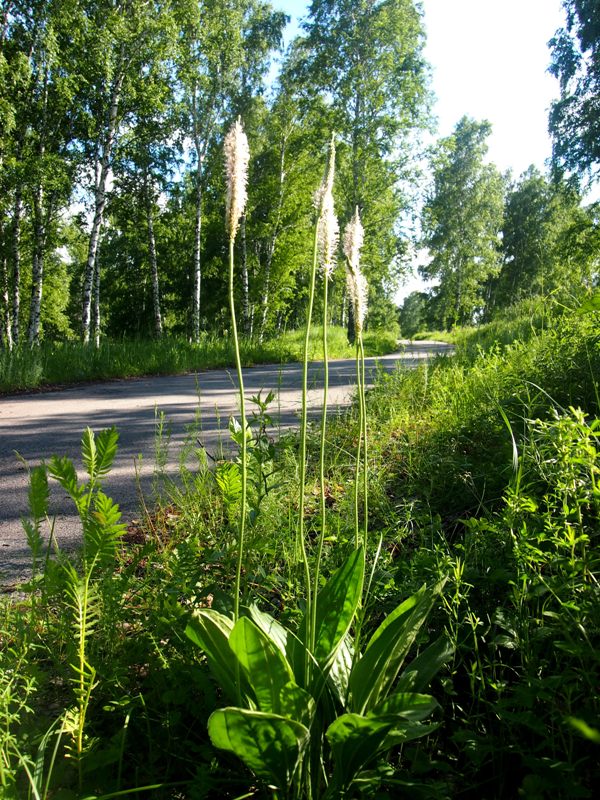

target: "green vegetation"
[0,326,399,393]
[1,294,599,798]
[1,1,600,796]
[0,0,426,350]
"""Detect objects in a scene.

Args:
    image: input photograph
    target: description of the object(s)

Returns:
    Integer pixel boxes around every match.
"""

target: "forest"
[1,1,600,798]
[1,0,596,355]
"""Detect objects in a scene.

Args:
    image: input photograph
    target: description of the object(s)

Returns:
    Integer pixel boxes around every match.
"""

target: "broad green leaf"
[279,682,315,727]
[229,416,252,446]
[369,692,439,722]
[229,617,295,713]
[381,720,441,749]
[28,464,49,520]
[328,633,354,702]
[208,707,309,790]
[94,427,119,479]
[395,634,454,693]
[185,609,238,702]
[349,579,445,714]
[248,604,288,655]
[326,712,395,791]
[313,547,364,670]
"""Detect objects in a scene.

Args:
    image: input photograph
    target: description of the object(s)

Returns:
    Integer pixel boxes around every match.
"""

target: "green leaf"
[380,720,441,749]
[215,462,242,506]
[84,492,126,569]
[94,427,119,480]
[48,455,85,505]
[368,692,439,722]
[248,604,288,655]
[313,547,364,670]
[22,518,44,560]
[278,683,315,727]
[578,292,600,314]
[395,634,454,693]
[229,416,252,447]
[208,707,309,790]
[229,617,295,713]
[28,464,49,520]
[185,609,238,702]
[81,428,97,481]
[328,633,354,702]
[349,579,445,714]
[326,713,395,791]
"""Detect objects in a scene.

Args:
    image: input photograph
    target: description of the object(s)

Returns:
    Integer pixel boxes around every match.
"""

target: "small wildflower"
[224,118,250,240]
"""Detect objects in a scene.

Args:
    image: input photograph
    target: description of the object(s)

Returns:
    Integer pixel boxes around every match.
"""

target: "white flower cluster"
[343,207,368,335]
[315,135,339,279]
[224,118,250,240]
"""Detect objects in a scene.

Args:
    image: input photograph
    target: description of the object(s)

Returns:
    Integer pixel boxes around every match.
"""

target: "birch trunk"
[82,61,125,343]
[27,184,45,345]
[259,134,288,341]
[146,187,162,338]
[92,251,101,348]
[11,188,22,344]
[0,226,12,351]
[258,249,271,342]
[191,170,202,341]
[190,84,210,344]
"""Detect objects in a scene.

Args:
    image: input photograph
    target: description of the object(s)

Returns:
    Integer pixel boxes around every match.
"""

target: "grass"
[0,325,398,393]
[1,300,598,797]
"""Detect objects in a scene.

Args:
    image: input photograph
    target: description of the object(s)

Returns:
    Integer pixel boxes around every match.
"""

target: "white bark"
[146,187,162,337]
[259,134,287,341]
[11,188,22,344]
[0,230,12,351]
[92,248,101,348]
[27,185,44,345]
[82,60,125,343]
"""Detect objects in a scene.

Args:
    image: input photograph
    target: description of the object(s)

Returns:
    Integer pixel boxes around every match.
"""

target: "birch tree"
[421,118,505,329]
[177,0,285,341]
[77,0,179,343]
[293,0,431,325]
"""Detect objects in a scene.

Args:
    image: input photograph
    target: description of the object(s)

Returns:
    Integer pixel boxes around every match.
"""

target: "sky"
[274,0,567,300]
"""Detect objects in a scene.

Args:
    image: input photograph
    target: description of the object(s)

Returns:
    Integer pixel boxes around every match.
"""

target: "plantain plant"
[184,128,452,798]
[186,560,450,798]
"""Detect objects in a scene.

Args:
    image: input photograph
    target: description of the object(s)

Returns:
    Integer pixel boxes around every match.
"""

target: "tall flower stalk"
[311,135,339,653]
[224,118,250,622]
[344,207,369,549]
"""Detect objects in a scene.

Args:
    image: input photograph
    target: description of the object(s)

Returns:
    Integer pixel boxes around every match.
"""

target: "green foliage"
[421,117,505,329]
[549,0,600,183]
[186,555,447,797]
[489,167,595,313]
[0,325,400,393]
[3,298,600,797]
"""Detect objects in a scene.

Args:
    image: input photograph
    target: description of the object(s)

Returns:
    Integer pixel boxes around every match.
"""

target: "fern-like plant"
[45,427,125,790]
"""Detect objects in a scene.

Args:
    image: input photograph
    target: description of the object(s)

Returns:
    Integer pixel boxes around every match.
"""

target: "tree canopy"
[549,0,600,184]
[420,117,505,328]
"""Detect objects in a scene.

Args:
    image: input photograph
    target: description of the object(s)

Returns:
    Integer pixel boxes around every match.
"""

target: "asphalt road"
[0,341,452,584]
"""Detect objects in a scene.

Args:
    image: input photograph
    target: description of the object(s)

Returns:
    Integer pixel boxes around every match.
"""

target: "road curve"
[0,341,452,584]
